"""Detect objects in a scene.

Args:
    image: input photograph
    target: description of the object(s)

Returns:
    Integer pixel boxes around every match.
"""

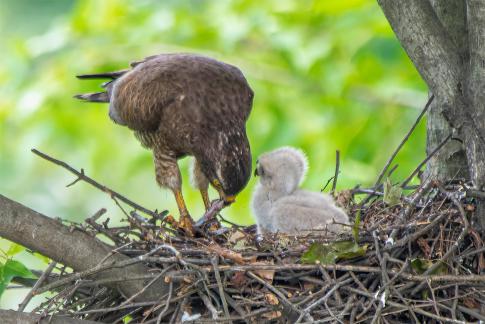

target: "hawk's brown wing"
[76,54,253,132]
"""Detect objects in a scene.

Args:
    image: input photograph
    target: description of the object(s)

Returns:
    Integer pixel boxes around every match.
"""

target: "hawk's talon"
[179,213,194,236]
[172,189,195,236]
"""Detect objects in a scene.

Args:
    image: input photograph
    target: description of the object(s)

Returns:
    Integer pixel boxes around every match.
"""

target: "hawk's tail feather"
[74,92,110,103]
[76,69,129,80]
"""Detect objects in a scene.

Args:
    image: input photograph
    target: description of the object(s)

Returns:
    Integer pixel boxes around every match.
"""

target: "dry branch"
[0,309,100,324]
[31,149,163,219]
[0,194,168,301]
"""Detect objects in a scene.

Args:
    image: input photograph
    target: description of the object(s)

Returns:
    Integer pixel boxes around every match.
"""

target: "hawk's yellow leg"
[174,190,194,235]
[200,189,211,210]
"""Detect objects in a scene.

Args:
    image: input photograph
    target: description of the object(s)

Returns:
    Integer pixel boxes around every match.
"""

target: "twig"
[319,268,343,305]
[296,278,352,323]
[466,189,485,199]
[331,150,340,196]
[343,286,466,324]
[401,133,452,187]
[199,291,219,319]
[371,231,388,324]
[156,281,173,324]
[410,185,470,295]
[35,249,177,294]
[31,149,163,219]
[194,199,225,227]
[374,94,434,188]
[386,179,434,245]
[18,261,57,311]
[247,271,310,322]
[120,266,173,307]
[211,256,231,323]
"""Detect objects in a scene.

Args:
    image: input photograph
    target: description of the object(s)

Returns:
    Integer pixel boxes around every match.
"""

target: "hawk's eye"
[212,179,222,190]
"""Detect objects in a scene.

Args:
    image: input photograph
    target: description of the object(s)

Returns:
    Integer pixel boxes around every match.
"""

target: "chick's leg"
[154,150,193,235]
[190,158,211,210]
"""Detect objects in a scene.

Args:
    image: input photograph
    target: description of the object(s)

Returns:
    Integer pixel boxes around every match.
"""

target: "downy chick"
[251,147,349,235]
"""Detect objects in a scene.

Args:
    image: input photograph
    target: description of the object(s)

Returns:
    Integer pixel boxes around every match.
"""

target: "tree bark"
[376,0,467,179]
[377,0,463,101]
[377,0,485,230]
[0,194,167,301]
[426,0,469,181]
[0,309,100,324]
[466,0,485,229]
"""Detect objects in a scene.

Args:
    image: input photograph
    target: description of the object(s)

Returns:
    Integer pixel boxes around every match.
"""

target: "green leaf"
[383,178,402,206]
[33,252,51,265]
[302,243,337,264]
[4,260,37,280]
[410,258,430,274]
[7,243,25,257]
[302,241,368,265]
[0,259,37,298]
[410,258,447,275]
[352,212,361,243]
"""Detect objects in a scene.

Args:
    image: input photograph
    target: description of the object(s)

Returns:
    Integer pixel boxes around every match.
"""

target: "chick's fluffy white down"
[252,147,349,234]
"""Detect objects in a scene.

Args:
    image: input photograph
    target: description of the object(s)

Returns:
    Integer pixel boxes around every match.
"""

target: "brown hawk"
[75,53,254,233]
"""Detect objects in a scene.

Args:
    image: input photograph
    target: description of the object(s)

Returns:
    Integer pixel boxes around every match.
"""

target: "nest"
[29,176,485,323]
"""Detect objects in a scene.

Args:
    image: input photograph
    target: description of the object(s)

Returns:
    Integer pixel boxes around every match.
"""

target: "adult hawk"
[75,53,254,234]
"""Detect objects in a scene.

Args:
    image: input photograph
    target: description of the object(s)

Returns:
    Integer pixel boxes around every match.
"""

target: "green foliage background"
[0,0,427,309]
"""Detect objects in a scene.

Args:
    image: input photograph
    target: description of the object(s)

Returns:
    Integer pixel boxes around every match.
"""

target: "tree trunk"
[425,0,469,182]
[377,0,485,231]
[465,0,485,230]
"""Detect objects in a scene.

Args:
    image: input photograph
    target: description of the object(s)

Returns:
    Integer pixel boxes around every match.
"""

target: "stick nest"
[30,179,485,323]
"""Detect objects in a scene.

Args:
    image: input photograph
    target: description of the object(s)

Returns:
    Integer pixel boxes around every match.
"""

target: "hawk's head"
[198,130,252,204]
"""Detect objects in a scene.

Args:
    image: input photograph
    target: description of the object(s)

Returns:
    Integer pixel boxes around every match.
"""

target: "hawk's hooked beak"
[211,179,236,205]
[224,195,236,205]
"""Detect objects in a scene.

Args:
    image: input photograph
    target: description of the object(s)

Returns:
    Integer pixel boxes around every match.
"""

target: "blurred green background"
[0,0,427,309]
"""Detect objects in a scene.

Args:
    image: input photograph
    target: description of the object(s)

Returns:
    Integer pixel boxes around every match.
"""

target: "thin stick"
[156,281,173,324]
[194,200,225,227]
[247,271,311,322]
[374,94,434,188]
[296,278,353,323]
[35,248,178,294]
[199,291,219,319]
[18,261,57,311]
[343,286,466,324]
[410,185,470,295]
[401,133,452,188]
[211,256,231,324]
[31,149,162,219]
[331,150,340,195]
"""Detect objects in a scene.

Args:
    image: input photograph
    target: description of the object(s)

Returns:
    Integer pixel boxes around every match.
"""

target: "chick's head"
[254,146,308,194]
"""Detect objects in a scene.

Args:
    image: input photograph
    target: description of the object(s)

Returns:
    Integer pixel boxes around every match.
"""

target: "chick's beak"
[254,168,259,177]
